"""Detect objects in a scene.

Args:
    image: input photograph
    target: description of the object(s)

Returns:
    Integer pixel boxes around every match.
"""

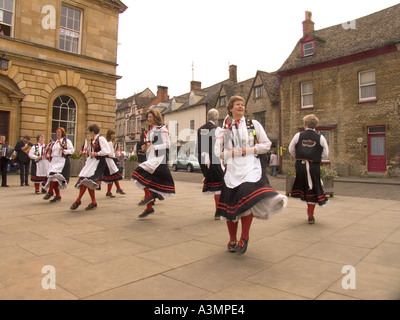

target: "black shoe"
[49,196,61,203]
[138,195,155,206]
[154,193,164,201]
[70,201,81,210]
[308,216,315,224]
[25,183,29,186]
[106,193,115,198]
[116,189,126,195]
[43,193,54,200]
[35,190,40,194]
[227,240,237,252]
[235,238,249,255]
[138,208,155,218]
[41,189,47,194]
[85,203,97,211]
[1,185,9,187]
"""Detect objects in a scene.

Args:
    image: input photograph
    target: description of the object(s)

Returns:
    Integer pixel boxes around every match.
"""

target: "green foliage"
[129,155,138,162]
[287,165,338,179]
[70,153,81,159]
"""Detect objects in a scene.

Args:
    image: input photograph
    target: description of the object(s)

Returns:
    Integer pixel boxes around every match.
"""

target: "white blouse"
[215,117,272,188]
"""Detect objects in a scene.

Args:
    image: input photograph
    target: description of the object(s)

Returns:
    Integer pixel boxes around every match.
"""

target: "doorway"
[367,126,386,173]
[0,111,10,138]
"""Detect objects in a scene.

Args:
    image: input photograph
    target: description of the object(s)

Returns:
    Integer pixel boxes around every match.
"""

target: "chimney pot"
[229,65,237,84]
[302,11,315,36]
[190,81,202,92]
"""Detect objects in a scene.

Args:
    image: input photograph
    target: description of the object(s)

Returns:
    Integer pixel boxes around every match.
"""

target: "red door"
[368,129,386,173]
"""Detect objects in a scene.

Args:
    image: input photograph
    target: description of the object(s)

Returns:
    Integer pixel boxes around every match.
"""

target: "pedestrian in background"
[196,108,224,220]
[14,135,32,186]
[288,114,329,224]
[215,95,287,255]
[269,150,279,177]
[0,134,11,187]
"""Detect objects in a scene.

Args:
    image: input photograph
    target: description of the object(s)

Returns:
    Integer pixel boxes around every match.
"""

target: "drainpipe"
[277,73,283,173]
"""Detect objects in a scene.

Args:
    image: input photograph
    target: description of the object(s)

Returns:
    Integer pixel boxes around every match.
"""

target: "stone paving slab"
[0,174,400,300]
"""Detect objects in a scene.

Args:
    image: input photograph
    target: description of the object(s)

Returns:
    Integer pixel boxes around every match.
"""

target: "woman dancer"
[289,114,329,224]
[70,124,110,211]
[215,95,287,255]
[104,129,125,198]
[132,109,175,218]
[28,134,50,194]
[43,127,74,202]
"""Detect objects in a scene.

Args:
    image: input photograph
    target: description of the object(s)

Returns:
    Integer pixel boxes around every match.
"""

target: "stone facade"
[278,5,400,177]
[0,0,127,147]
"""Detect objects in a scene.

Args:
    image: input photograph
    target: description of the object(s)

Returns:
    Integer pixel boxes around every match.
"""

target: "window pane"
[360,71,375,85]
[303,95,313,106]
[371,136,385,156]
[5,0,13,11]
[361,85,376,99]
[302,82,313,94]
[52,106,60,120]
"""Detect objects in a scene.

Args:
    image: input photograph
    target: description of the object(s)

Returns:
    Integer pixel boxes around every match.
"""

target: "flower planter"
[70,158,85,177]
[124,161,139,179]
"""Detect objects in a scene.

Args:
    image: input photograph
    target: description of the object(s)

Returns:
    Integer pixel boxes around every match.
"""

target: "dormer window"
[302,42,314,57]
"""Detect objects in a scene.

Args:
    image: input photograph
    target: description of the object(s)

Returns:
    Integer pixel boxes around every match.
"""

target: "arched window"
[51,95,77,144]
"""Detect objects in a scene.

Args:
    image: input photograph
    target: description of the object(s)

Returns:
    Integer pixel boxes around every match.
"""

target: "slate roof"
[279,3,400,72]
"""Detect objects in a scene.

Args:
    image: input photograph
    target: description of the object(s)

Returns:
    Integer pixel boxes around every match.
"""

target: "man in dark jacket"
[15,135,32,186]
[196,108,224,220]
[0,134,11,187]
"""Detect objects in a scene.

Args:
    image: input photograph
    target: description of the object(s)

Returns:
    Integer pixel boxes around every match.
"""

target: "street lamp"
[0,54,9,71]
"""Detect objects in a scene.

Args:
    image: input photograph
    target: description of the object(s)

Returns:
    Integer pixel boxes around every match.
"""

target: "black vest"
[295,130,323,162]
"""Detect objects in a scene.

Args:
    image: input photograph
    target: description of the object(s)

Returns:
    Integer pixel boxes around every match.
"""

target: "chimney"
[157,86,169,102]
[190,81,201,92]
[229,65,237,84]
[302,11,314,36]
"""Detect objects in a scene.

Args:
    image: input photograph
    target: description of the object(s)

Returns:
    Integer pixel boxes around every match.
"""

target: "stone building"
[0,0,127,148]
[278,5,400,177]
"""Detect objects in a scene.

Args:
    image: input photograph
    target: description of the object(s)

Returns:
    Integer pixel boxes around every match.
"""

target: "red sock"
[115,181,122,190]
[240,213,253,240]
[307,203,315,217]
[54,184,61,197]
[76,185,87,203]
[48,181,55,194]
[214,194,220,210]
[88,188,96,204]
[226,220,238,242]
[107,183,113,193]
[144,187,152,199]
[35,183,40,191]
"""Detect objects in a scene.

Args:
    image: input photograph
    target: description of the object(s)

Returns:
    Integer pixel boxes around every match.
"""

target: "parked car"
[172,154,201,172]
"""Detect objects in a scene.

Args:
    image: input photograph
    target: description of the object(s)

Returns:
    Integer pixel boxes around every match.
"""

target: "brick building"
[0,0,127,148]
[278,5,400,177]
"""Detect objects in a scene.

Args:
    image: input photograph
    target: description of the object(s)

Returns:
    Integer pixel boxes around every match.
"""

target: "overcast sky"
[115,0,399,99]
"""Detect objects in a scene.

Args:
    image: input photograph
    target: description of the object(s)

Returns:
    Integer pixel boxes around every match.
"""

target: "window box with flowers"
[286,166,338,197]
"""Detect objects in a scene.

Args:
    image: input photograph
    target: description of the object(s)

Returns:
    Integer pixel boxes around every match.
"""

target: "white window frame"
[0,0,14,37]
[254,85,263,99]
[301,81,314,109]
[359,70,376,102]
[219,96,226,107]
[303,42,314,57]
[59,4,82,54]
[51,95,77,146]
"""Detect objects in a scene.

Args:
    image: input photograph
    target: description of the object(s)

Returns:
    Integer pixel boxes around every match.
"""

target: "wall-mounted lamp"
[0,54,9,71]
